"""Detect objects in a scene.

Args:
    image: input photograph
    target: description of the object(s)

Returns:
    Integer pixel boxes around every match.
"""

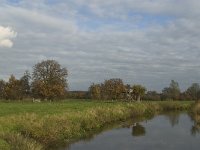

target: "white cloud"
[0,26,17,48]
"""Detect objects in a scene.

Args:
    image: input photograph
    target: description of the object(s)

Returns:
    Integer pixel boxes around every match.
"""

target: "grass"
[191,101,200,115]
[0,100,193,150]
[0,139,10,150]
[0,100,106,116]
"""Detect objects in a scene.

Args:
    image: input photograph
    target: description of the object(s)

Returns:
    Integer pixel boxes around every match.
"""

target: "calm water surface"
[66,113,200,150]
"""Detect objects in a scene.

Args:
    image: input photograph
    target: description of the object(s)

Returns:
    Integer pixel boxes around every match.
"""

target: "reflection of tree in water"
[132,123,146,137]
[164,112,180,127]
[191,124,200,136]
[190,102,200,136]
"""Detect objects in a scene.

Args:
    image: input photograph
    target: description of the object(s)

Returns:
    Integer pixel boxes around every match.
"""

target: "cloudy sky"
[0,0,200,91]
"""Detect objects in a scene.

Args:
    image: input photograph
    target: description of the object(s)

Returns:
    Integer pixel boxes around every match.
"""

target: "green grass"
[0,100,107,116]
[0,139,10,150]
[0,100,193,150]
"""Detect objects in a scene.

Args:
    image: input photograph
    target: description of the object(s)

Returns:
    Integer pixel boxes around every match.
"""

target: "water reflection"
[164,112,181,127]
[131,112,183,137]
[190,102,200,136]
[64,108,200,150]
[191,123,200,136]
[132,123,146,137]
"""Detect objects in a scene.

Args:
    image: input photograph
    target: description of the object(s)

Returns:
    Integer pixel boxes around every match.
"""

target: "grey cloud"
[1,1,200,91]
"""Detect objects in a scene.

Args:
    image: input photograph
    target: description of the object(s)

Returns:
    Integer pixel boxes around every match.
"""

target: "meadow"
[0,100,193,150]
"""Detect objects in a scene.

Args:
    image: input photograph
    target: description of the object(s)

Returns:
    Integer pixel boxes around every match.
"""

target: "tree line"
[144,80,200,101]
[0,60,68,101]
[89,79,146,101]
[0,59,200,101]
[89,79,200,101]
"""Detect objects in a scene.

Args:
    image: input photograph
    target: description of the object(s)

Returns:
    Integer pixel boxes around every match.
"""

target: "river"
[65,112,200,150]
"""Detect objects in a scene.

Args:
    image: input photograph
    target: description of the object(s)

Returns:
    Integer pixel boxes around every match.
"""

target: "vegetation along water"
[0,100,194,150]
[68,112,200,150]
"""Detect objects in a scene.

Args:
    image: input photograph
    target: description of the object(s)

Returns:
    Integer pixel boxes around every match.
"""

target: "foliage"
[186,83,200,101]
[2,72,31,100]
[3,75,23,100]
[103,78,125,100]
[132,85,146,101]
[143,91,161,101]
[88,80,147,101]
[89,84,102,100]
[89,78,126,100]
[161,80,180,100]
[0,80,6,99]
[20,71,31,99]
[31,60,68,100]
[67,91,89,99]
[1,59,200,101]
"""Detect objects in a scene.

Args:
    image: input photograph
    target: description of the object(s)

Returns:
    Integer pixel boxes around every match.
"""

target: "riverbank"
[0,100,193,150]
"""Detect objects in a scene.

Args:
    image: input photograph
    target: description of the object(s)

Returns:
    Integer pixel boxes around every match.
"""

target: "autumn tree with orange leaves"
[4,75,22,100]
[31,60,68,100]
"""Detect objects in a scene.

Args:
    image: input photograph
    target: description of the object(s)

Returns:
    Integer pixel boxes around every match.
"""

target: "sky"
[1,0,200,91]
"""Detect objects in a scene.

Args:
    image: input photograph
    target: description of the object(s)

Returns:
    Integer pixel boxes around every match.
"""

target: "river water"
[66,112,200,150]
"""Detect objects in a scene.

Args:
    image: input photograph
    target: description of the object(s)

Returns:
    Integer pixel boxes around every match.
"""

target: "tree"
[170,80,180,100]
[180,91,191,101]
[186,83,200,101]
[143,91,161,101]
[31,60,68,100]
[162,80,180,100]
[162,87,171,100]
[132,85,146,101]
[4,75,22,100]
[103,78,125,100]
[67,91,89,99]
[20,70,31,98]
[0,80,6,99]
[124,84,133,101]
[89,83,101,100]
[88,78,126,100]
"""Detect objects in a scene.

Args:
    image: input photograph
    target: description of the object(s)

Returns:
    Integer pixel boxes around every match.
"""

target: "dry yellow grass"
[0,100,193,150]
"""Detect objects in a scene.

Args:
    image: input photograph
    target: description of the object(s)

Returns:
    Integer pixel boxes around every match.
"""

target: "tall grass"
[191,102,200,115]
[0,100,193,150]
[1,133,43,150]
[0,139,10,150]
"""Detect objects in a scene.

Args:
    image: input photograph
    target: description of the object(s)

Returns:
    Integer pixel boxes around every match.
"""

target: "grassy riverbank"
[0,100,193,150]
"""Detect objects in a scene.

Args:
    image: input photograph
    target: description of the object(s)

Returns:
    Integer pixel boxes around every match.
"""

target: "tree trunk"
[137,95,141,102]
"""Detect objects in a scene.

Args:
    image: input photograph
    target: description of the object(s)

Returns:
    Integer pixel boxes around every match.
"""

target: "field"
[0,100,193,150]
